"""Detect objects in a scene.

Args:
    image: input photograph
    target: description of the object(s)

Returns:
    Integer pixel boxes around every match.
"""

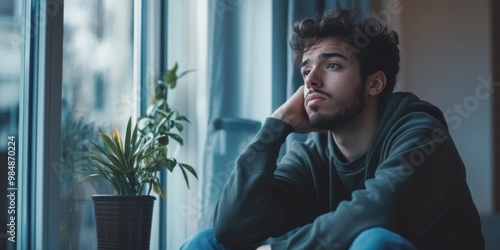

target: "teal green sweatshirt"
[213,92,484,249]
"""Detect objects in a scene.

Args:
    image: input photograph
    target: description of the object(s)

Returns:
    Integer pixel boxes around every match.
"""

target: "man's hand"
[272,86,325,133]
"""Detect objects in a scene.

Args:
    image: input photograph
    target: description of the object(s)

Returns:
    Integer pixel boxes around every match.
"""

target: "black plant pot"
[92,195,156,250]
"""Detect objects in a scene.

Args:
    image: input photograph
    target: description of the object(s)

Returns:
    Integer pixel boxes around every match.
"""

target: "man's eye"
[328,63,340,69]
[302,70,310,76]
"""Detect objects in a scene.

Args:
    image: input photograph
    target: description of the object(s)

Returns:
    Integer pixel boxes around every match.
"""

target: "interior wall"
[393,0,492,213]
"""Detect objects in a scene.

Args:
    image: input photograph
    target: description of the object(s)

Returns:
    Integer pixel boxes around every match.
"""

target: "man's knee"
[350,227,417,250]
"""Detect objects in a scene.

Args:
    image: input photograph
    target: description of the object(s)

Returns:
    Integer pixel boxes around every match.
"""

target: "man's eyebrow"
[301,52,347,68]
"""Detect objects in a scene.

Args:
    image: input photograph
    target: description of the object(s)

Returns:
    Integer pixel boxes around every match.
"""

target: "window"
[60,0,135,249]
[13,0,172,249]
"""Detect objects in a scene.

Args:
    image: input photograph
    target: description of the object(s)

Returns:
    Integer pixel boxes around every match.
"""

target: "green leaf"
[111,127,130,172]
[169,110,177,119]
[154,98,166,110]
[124,117,132,158]
[179,163,198,179]
[99,134,127,172]
[175,122,184,132]
[89,143,123,170]
[155,117,169,134]
[88,154,117,171]
[166,132,184,145]
[138,117,154,130]
[175,115,191,123]
[165,158,177,172]
[139,146,166,162]
[99,133,119,156]
[152,181,166,198]
[166,62,179,88]
[177,69,195,79]
[154,108,170,118]
[178,164,191,189]
[146,104,156,116]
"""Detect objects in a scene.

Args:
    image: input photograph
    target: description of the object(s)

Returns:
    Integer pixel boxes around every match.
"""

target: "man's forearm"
[212,118,293,248]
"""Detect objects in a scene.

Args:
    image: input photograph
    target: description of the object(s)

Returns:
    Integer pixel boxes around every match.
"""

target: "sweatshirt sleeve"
[212,117,301,247]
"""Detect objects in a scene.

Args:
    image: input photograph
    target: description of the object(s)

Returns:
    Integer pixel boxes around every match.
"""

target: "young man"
[182,8,484,250]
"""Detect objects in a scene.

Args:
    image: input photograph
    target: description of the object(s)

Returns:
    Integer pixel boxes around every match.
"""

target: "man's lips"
[305,93,327,106]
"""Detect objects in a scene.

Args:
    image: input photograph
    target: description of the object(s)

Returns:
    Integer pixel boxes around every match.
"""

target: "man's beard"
[308,82,365,133]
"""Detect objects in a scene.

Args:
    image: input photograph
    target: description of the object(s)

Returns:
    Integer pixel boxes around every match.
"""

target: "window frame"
[19,0,63,249]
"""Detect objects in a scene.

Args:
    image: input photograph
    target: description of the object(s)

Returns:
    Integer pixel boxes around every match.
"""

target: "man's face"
[300,37,366,131]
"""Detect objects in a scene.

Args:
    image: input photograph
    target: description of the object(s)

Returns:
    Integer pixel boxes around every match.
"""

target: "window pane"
[60,0,134,249]
[0,0,22,249]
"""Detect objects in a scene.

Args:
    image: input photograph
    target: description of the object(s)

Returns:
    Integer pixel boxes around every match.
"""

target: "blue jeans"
[180,227,417,250]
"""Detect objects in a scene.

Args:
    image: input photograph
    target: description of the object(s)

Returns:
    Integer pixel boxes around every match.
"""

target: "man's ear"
[366,71,387,97]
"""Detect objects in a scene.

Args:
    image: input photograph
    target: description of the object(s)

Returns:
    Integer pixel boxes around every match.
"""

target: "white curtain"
[164,0,272,248]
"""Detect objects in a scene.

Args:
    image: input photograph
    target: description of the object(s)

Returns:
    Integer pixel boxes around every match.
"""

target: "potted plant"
[137,62,196,187]
[85,63,197,250]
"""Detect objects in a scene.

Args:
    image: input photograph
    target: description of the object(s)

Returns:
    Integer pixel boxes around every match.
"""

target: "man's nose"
[304,68,323,89]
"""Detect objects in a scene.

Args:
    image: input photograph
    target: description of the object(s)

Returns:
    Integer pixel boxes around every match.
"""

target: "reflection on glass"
[61,0,134,249]
[0,1,22,249]
[0,0,21,144]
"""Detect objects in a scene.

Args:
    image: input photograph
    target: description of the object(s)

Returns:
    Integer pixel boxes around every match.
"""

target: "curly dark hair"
[290,8,400,103]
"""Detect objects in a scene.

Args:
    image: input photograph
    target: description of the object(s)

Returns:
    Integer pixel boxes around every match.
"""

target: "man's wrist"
[247,118,293,151]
